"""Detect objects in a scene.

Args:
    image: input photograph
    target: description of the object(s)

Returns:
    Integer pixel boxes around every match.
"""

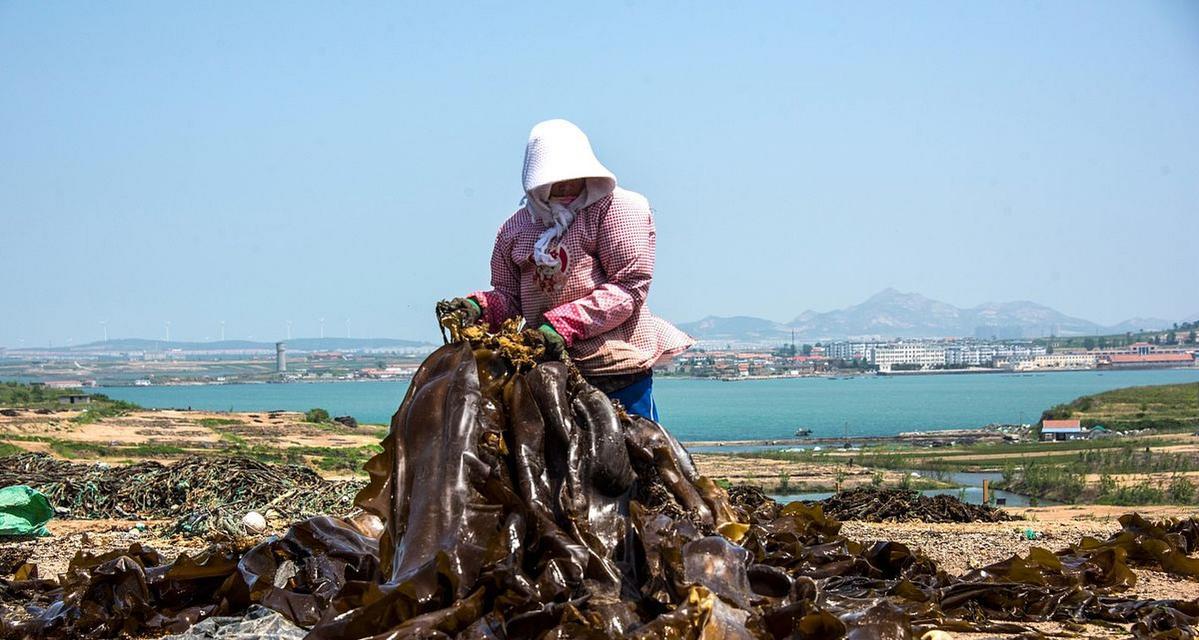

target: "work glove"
[538,323,567,360]
[436,297,482,325]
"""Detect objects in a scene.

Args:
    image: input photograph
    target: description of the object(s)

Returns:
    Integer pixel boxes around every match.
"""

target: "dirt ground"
[1,409,915,490]
[691,453,913,490]
[0,407,383,461]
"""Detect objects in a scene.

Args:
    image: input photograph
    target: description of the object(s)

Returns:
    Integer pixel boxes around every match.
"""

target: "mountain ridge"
[681,289,1176,343]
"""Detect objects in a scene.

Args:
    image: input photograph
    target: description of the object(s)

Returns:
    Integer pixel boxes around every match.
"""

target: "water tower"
[276,342,287,373]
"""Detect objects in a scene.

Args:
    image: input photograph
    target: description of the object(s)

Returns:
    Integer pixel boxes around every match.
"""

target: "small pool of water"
[771,487,1054,508]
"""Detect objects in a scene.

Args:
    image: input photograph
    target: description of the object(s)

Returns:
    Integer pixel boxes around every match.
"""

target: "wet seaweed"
[818,487,1014,523]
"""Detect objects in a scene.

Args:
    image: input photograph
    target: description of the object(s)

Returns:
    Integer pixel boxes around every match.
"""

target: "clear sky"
[2,2,1197,347]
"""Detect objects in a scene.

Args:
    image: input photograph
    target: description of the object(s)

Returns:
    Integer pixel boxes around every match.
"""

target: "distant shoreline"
[660,365,1196,383]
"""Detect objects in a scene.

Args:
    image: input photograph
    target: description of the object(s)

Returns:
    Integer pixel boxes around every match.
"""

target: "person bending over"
[438,119,693,421]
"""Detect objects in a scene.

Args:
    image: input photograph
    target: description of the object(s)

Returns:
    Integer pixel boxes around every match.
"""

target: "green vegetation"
[304,407,331,424]
[0,442,20,457]
[736,436,1191,474]
[312,445,383,473]
[0,381,143,423]
[49,440,187,459]
[0,381,78,407]
[71,397,142,424]
[1041,382,1199,432]
[1000,445,1199,505]
[1090,475,1196,506]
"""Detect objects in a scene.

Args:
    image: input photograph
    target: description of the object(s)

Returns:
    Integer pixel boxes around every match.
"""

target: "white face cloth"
[521,120,616,268]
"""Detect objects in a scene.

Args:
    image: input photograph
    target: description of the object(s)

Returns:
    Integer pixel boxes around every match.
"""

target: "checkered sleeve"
[543,197,655,345]
[471,223,522,330]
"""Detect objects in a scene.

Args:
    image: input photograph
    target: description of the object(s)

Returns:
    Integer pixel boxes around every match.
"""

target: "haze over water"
[98,368,1199,442]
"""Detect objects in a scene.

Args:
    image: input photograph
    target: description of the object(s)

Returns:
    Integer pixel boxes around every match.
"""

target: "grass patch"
[49,440,187,459]
[1042,382,1199,433]
[1000,445,1199,504]
[304,407,331,424]
[312,445,383,473]
[71,398,141,424]
[0,442,21,456]
[735,436,1191,473]
[216,431,249,447]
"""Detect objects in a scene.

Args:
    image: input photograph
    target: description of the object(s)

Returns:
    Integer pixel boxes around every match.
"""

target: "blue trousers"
[605,373,659,422]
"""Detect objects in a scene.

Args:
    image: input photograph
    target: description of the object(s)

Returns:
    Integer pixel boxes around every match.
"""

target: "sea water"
[95,368,1199,442]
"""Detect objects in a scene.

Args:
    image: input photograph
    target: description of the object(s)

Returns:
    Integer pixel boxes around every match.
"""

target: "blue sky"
[2,1,1197,347]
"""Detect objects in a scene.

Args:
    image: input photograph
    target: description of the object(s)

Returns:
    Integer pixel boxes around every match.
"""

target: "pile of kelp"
[0,453,361,535]
[819,487,1014,523]
[4,319,1199,639]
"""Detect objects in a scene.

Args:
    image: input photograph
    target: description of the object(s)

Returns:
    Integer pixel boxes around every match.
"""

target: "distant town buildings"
[662,336,1195,379]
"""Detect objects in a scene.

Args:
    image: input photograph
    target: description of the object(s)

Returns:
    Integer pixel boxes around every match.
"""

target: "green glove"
[538,323,567,360]
[436,297,482,324]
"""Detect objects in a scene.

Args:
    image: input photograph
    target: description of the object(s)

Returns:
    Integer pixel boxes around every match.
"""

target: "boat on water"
[793,427,812,437]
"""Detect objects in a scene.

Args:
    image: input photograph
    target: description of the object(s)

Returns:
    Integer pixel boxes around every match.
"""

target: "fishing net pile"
[0,453,361,535]
[5,319,1199,638]
[818,488,1014,524]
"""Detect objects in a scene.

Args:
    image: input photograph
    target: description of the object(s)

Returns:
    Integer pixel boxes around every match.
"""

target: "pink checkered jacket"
[472,187,694,376]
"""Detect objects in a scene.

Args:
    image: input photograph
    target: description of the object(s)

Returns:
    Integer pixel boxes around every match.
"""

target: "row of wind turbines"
[95,318,355,343]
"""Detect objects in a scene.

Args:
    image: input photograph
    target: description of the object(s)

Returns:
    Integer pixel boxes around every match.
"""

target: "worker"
[438,119,693,421]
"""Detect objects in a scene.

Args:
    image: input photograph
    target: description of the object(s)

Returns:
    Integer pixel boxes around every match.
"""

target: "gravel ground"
[841,511,1199,639]
[1,519,222,579]
[839,518,1120,576]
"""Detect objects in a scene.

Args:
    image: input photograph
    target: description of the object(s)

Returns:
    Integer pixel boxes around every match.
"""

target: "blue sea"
[95,368,1199,442]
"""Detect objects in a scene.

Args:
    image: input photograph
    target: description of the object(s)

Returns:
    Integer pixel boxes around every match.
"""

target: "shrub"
[1169,476,1196,503]
[304,408,331,423]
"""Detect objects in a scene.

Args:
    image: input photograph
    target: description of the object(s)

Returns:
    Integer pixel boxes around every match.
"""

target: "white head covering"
[521,120,616,268]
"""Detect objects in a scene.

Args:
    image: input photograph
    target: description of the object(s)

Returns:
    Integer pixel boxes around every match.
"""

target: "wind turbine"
[319,317,325,339]
[99,320,108,343]
[165,321,171,342]
[345,317,351,339]
[219,320,226,341]
[286,320,292,340]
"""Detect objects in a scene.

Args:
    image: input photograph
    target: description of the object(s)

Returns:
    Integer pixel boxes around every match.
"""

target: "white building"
[945,345,991,366]
[943,343,1047,367]
[826,342,879,360]
[869,343,946,372]
[1016,352,1097,370]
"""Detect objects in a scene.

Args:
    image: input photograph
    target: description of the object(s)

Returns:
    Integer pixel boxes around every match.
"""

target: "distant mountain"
[680,289,1177,344]
[19,337,432,353]
[674,316,791,343]
[1105,318,1174,334]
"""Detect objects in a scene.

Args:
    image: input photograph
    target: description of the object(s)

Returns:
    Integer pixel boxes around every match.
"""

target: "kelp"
[0,453,361,536]
[4,320,1199,639]
[818,488,1013,524]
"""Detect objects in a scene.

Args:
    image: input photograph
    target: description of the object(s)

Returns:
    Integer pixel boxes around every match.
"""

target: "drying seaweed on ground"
[818,487,1016,523]
[0,453,363,535]
[4,319,1199,639]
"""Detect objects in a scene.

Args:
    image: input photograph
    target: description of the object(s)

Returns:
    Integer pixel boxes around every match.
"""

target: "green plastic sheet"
[0,484,53,537]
